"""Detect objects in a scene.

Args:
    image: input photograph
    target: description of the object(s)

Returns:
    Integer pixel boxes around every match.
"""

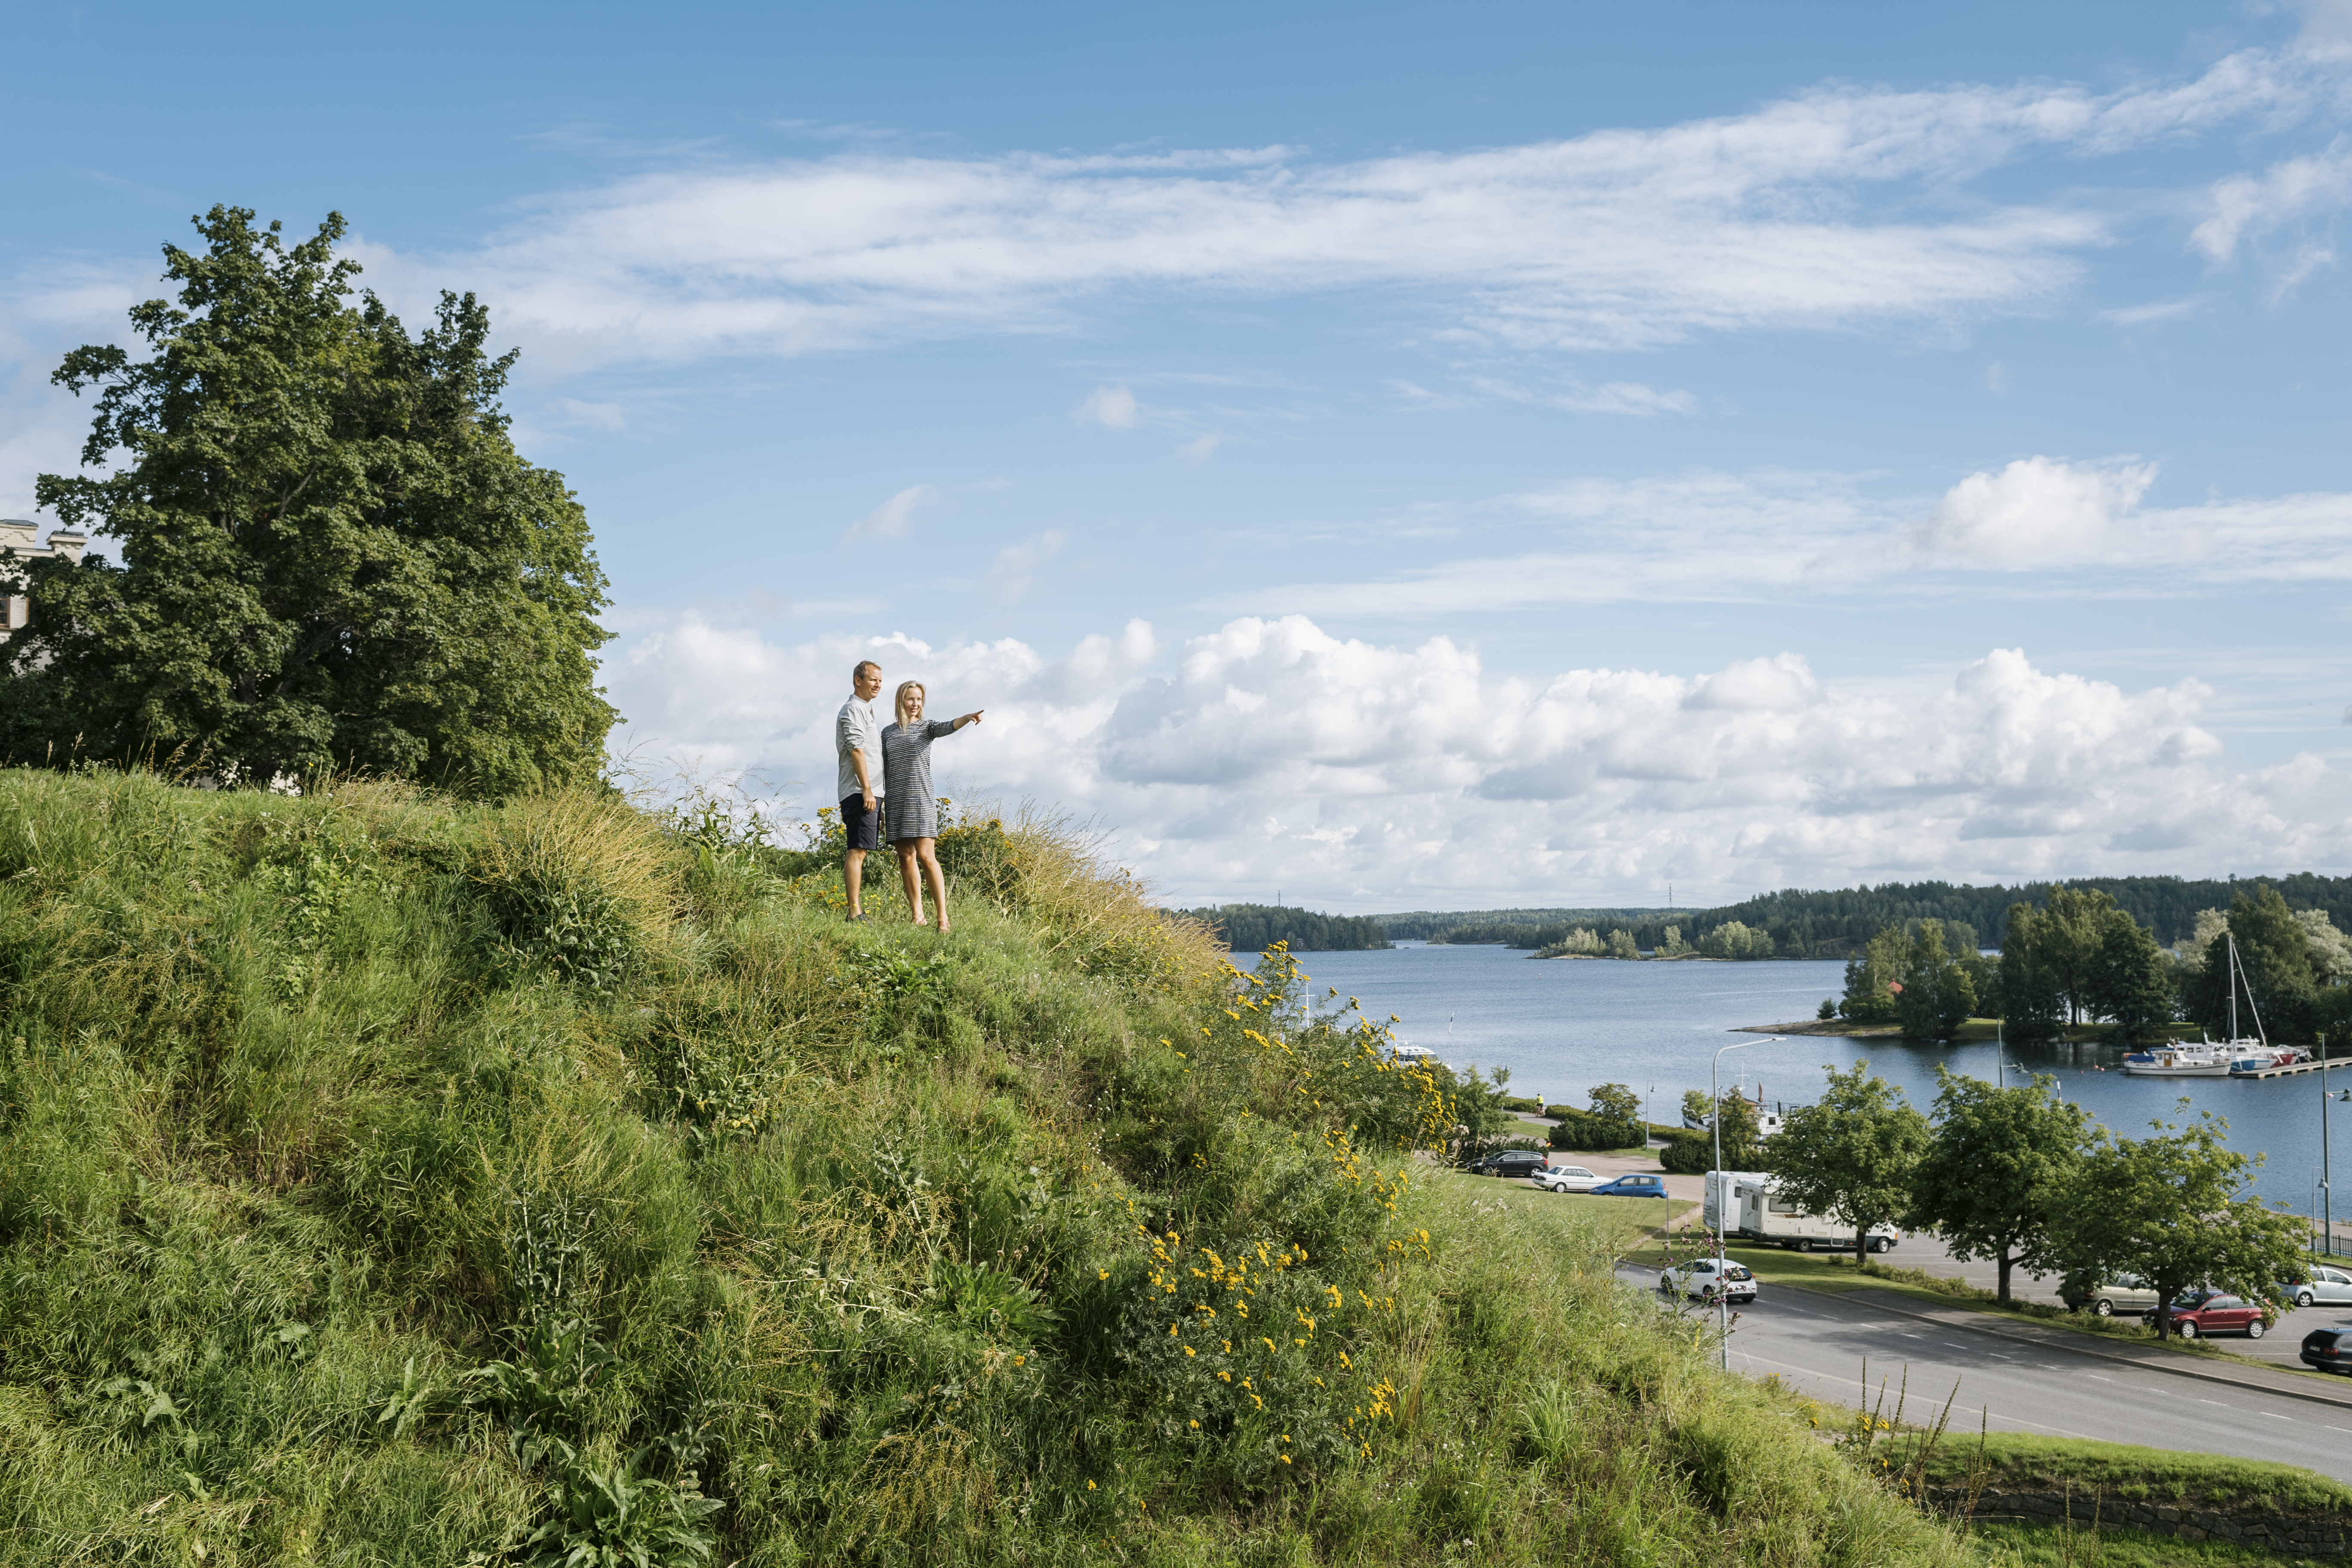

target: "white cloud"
[843,483,939,543]
[2191,137,2352,261]
[1075,384,1139,429]
[1906,455,2155,568]
[1178,433,1220,466]
[603,611,2351,906]
[985,530,1066,601]
[330,44,2351,368]
[1222,457,2352,615]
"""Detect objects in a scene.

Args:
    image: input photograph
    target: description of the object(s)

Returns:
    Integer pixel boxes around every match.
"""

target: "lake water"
[1293,942,2352,1222]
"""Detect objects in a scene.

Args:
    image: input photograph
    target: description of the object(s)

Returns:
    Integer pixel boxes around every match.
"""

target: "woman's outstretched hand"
[957,709,984,729]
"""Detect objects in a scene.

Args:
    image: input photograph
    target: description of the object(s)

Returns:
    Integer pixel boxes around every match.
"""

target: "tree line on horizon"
[1171,901,1390,954]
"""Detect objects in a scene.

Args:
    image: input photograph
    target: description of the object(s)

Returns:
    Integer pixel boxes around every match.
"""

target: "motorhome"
[1701,1170,1900,1253]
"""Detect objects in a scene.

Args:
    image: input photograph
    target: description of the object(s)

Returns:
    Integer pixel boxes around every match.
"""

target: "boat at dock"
[2122,1043,2236,1077]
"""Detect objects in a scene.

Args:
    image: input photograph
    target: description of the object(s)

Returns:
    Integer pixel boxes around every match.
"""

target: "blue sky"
[5,0,2351,910]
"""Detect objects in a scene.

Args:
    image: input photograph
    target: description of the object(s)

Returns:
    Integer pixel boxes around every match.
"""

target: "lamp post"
[2324,1033,2336,1258]
[1711,1037,1781,1370]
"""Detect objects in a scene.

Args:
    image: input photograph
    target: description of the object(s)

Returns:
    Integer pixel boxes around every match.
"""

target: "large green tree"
[1768,1061,1930,1260]
[1908,1069,2092,1302]
[2180,884,2318,1041]
[6,207,614,794]
[2048,1110,2306,1340]
[1892,918,1979,1040]
[2084,909,2177,1043]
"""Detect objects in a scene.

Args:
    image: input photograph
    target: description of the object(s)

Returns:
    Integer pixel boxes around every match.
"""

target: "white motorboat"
[2121,1043,2235,1077]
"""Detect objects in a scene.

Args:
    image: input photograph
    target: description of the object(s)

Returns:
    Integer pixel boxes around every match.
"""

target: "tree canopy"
[6,207,615,795]
[1177,902,1389,954]
[1768,1061,1929,1258]
[2048,1108,2306,1340]
[1907,1069,2091,1302]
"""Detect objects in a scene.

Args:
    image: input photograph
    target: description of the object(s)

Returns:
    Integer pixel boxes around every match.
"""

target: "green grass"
[1919,1434,2352,1515]
[0,768,1992,1565]
[1967,1517,2338,1567]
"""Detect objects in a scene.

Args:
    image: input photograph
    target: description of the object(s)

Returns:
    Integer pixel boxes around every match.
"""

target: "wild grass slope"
[0,770,1973,1566]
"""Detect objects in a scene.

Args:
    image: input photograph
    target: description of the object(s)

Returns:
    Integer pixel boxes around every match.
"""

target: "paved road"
[1621,1268,2352,1482]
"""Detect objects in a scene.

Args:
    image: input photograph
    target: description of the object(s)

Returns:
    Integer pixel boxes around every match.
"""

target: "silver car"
[1532,1163,1604,1193]
[2284,1264,2352,1308]
[2070,1272,2162,1318]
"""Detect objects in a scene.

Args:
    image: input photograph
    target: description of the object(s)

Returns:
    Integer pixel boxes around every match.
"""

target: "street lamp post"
[1711,1037,1781,1371]
[2324,1033,2335,1258]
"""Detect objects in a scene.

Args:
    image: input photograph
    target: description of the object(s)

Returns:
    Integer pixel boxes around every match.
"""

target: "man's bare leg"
[843,846,866,918]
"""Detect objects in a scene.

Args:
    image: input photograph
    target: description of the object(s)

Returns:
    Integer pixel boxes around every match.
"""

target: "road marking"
[1727,1353,2097,1439]
[1944,1343,1970,1350]
[2087,1375,2113,1382]
[1899,1332,1922,1339]
[2261,1412,2291,1421]
[2198,1399,2230,1408]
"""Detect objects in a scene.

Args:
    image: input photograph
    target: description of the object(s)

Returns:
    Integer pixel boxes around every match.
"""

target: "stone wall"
[1929,1483,2351,1557]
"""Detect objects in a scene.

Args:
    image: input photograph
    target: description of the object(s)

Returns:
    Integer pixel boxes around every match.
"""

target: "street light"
[1711,1037,1782,1371]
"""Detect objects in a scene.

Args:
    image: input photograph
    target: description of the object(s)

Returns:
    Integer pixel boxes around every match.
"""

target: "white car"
[1531,1163,1604,1193]
[2285,1264,2352,1307]
[1659,1258,1758,1304]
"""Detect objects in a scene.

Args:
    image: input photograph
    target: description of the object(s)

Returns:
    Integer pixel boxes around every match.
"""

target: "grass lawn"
[1426,1169,1692,1254]
[1919,1433,2352,1514]
[1966,1518,2340,1567]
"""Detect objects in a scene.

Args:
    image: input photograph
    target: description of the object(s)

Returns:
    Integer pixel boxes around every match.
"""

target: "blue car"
[1588,1174,1669,1198]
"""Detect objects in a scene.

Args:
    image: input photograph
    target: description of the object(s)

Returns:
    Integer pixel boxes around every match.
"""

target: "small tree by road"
[1769,1061,1931,1259]
[2049,1109,2307,1340]
[1587,1083,1641,1124]
[1908,1068,2092,1303]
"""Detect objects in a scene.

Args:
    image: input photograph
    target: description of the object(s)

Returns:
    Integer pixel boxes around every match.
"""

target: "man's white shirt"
[835,697,883,803]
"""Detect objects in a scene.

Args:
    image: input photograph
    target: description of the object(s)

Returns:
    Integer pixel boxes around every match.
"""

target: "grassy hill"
[0,769,1977,1566]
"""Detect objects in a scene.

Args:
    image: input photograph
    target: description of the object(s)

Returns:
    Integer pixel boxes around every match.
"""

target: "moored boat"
[2122,1043,2235,1077]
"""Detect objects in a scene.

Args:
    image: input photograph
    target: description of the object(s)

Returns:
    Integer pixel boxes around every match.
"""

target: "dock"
[2233,1058,2343,1080]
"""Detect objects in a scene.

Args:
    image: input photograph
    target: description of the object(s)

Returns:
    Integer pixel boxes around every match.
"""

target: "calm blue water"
[1294,942,2352,1220]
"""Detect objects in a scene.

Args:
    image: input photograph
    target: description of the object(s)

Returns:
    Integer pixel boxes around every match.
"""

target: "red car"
[2141,1291,2272,1340]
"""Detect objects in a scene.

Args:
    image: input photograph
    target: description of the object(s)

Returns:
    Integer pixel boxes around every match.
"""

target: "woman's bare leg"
[915,839,949,930]
[895,842,926,924]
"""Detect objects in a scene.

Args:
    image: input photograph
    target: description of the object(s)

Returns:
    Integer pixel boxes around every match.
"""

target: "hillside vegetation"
[0,770,1974,1566]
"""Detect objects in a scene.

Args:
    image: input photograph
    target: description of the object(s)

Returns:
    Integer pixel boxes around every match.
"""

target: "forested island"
[1173,900,1390,952]
[1369,874,2352,960]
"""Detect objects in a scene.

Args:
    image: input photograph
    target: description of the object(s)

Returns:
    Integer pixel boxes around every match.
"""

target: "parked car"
[2301,1327,2351,1375]
[1465,1149,1549,1179]
[1589,1174,1670,1199]
[2143,1291,2272,1340]
[1532,1163,1605,1193]
[1659,1258,1757,1304]
[2062,1272,2164,1318]
[2279,1264,2352,1307]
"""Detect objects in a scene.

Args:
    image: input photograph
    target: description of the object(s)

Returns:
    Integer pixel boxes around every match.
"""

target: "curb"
[1776,1283,2352,1414]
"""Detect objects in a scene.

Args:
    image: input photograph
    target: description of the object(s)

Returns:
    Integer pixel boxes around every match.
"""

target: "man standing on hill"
[836,660,885,921]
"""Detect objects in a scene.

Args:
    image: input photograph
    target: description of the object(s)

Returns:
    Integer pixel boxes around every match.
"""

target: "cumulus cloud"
[1177,433,1220,466]
[1075,384,1139,429]
[604,611,2350,907]
[1905,456,2156,567]
[325,44,2352,368]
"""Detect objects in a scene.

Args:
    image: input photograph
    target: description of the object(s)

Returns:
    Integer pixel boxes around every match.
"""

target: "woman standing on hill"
[881,681,984,932]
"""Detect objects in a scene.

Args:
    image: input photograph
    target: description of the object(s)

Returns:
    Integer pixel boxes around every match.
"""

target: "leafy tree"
[1839,925,1904,1023]
[1908,1069,2092,1302]
[1997,901,2068,1042]
[2181,883,2318,1041]
[1710,1092,1764,1170]
[1893,919,1978,1040]
[7,207,614,794]
[2085,911,2176,1043]
[1680,1089,1712,1126]
[2048,1109,2307,1339]
[1606,927,1641,960]
[1587,1083,1640,1123]
[1700,919,1774,960]
[1450,1065,1524,1160]
[1816,998,1837,1021]
[1768,1061,1930,1260]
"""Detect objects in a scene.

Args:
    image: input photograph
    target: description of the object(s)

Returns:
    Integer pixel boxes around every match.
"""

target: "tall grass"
[0,767,1974,1565]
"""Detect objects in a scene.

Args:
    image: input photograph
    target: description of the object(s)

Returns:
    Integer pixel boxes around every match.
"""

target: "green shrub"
[1548,1111,1647,1151]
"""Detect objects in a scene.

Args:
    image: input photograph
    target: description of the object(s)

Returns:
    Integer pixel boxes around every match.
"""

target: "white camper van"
[1702,1171,1900,1253]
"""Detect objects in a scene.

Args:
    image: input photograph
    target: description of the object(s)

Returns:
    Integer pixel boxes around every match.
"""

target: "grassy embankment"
[0,769,1988,1566]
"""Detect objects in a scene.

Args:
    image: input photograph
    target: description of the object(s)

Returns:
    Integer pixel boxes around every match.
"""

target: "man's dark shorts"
[839,795,881,851]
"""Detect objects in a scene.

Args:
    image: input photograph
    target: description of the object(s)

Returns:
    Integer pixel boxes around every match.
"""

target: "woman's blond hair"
[893,680,927,726]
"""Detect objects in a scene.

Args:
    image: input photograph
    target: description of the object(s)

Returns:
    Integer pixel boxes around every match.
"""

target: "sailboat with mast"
[2122,930,2305,1076]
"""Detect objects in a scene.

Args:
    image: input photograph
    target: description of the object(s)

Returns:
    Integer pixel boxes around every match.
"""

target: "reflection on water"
[1294,941,2352,1216]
